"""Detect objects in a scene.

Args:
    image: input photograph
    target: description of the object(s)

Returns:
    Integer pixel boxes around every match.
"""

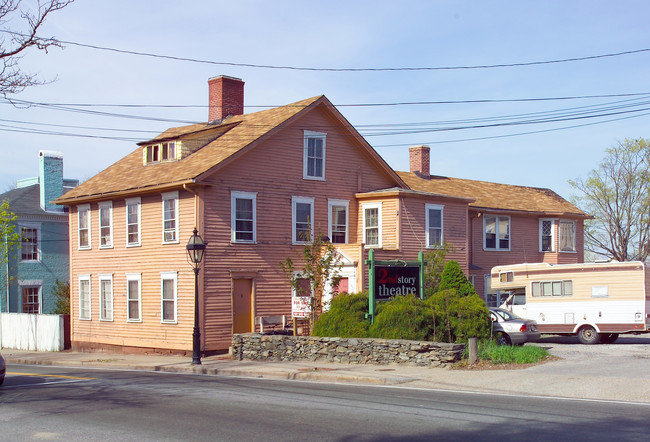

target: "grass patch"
[463,340,550,366]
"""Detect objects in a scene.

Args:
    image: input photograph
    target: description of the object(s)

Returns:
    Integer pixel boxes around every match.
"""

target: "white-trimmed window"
[126,273,142,322]
[161,272,177,324]
[162,191,179,244]
[559,220,576,252]
[99,274,113,321]
[484,215,510,251]
[292,196,314,244]
[539,219,555,252]
[425,204,443,248]
[231,191,257,243]
[78,204,91,249]
[79,275,91,320]
[126,197,141,247]
[363,202,382,248]
[21,285,41,313]
[328,199,349,244]
[303,131,326,180]
[20,224,40,261]
[99,201,113,248]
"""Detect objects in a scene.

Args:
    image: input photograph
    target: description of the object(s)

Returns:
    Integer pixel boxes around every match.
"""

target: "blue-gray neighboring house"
[0,151,78,313]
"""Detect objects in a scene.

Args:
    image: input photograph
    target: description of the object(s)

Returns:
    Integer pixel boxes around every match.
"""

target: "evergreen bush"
[312,292,369,338]
[367,294,433,341]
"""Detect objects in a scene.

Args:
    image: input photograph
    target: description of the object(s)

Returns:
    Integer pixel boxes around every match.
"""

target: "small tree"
[0,198,21,309]
[312,292,369,338]
[280,231,342,327]
[569,138,650,262]
[52,279,70,315]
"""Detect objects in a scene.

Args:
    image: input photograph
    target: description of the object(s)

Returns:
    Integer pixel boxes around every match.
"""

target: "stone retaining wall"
[231,334,465,367]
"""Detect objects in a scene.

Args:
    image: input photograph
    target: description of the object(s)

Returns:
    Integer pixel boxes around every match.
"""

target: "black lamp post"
[187,228,207,365]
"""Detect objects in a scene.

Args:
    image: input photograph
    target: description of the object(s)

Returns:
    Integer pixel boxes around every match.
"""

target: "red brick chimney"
[409,145,430,177]
[208,76,244,121]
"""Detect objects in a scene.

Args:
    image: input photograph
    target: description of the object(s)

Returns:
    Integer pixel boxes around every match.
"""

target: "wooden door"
[232,279,253,333]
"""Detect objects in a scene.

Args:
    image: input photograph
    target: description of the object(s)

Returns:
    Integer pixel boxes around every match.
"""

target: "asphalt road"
[1,364,649,441]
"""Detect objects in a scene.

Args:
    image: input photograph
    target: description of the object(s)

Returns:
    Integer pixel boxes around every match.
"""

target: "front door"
[232,279,253,333]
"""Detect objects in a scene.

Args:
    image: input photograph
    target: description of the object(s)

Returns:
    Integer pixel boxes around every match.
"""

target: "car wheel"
[600,333,619,344]
[496,332,511,346]
[577,326,600,345]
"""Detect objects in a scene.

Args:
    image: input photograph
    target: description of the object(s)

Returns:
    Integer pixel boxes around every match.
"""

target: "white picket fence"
[0,313,67,351]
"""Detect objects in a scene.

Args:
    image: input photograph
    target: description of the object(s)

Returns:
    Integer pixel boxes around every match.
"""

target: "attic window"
[146,142,176,164]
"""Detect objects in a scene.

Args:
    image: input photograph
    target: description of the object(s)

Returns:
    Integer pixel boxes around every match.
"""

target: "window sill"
[99,318,114,322]
[232,240,257,245]
[162,240,180,245]
[127,319,142,323]
[79,317,91,321]
[126,243,141,248]
[161,320,178,325]
[99,245,114,250]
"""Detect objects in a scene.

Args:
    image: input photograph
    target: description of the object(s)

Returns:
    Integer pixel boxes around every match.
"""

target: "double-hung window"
[539,219,555,252]
[303,131,326,180]
[425,204,443,248]
[231,191,257,243]
[78,204,91,249]
[559,220,576,252]
[126,197,141,247]
[22,286,40,313]
[161,272,177,323]
[484,215,510,250]
[20,225,39,261]
[363,202,382,248]
[99,274,113,321]
[126,273,141,322]
[99,201,113,248]
[79,275,91,320]
[162,191,179,244]
[292,196,314,244]
[328,199,349,244]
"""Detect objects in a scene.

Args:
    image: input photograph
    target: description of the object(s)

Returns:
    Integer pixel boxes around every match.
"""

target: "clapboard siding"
[70,191,198,351]
[469,211,585,297]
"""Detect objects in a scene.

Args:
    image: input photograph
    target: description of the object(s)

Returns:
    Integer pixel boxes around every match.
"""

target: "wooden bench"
[255,315,287,333]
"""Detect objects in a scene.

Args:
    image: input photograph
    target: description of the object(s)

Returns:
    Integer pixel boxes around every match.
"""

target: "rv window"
[552,281,562,296]
[532,282,541,297]
[512,294,526,305]
[563,280,573,296]
[499,271,514,283]
[543,282,552,296]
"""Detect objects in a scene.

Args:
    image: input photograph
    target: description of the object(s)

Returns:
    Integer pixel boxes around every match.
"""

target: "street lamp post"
[187,228,207,365]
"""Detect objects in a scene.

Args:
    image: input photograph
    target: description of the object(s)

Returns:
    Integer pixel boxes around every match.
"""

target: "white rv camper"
[491,261,650,344]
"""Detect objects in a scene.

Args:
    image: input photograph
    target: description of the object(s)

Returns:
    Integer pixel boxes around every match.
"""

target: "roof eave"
[54,179,202,205]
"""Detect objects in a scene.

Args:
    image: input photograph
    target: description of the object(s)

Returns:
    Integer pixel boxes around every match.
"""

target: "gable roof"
[1,185,68,218]
[396,172,590,218]
[56,95,405,205]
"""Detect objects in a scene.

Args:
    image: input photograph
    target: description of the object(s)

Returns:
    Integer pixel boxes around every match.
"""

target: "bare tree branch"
[0,0,73,96]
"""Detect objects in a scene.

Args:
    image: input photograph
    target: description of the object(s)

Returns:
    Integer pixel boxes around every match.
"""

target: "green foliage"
[471,340,549,364]
[439,260,475,297]
[280,229,342,325]
[52,279,70,315]
[423,242,455,296]
[0,198,21,293]
[569,138,650,261]
[368,294,433,340]
[312,292,369,338]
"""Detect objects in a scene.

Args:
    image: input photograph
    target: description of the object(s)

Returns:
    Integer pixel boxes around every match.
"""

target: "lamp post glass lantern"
[187,228,207,365]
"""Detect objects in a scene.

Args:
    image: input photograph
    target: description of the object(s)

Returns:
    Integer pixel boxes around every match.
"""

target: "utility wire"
[1,29,646,72]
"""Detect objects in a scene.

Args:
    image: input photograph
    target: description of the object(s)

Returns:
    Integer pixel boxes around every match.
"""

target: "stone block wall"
[232,334,465,367]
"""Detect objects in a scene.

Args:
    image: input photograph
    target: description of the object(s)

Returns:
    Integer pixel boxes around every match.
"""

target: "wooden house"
[55,76,589,354]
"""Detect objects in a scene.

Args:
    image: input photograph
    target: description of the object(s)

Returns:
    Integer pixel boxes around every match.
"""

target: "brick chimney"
[208,75,244,121]
[39,150,64,212]
[409,145,430,178]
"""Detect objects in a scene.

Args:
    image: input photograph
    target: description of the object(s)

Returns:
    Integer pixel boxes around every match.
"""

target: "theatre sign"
[365,249,426,323]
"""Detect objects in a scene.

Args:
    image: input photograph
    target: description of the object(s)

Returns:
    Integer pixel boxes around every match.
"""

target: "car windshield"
[491,308,521,321]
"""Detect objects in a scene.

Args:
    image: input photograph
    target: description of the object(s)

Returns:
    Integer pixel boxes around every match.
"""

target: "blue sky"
[1,1,649,202]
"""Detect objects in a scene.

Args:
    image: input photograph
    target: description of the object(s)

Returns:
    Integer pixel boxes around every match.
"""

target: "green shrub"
[367,294,433,340]
[426,289,491,343]
[438,260,476,298]
[312,292,369,338]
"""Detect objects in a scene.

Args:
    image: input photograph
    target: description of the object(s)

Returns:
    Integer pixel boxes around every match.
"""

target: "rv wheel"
[577,326,600,345]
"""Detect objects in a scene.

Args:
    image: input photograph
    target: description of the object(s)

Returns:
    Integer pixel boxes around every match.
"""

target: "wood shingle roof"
[396,171,589,217]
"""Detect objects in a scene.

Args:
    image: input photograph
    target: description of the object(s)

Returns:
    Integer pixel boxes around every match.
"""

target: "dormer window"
[145,142,176,164]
